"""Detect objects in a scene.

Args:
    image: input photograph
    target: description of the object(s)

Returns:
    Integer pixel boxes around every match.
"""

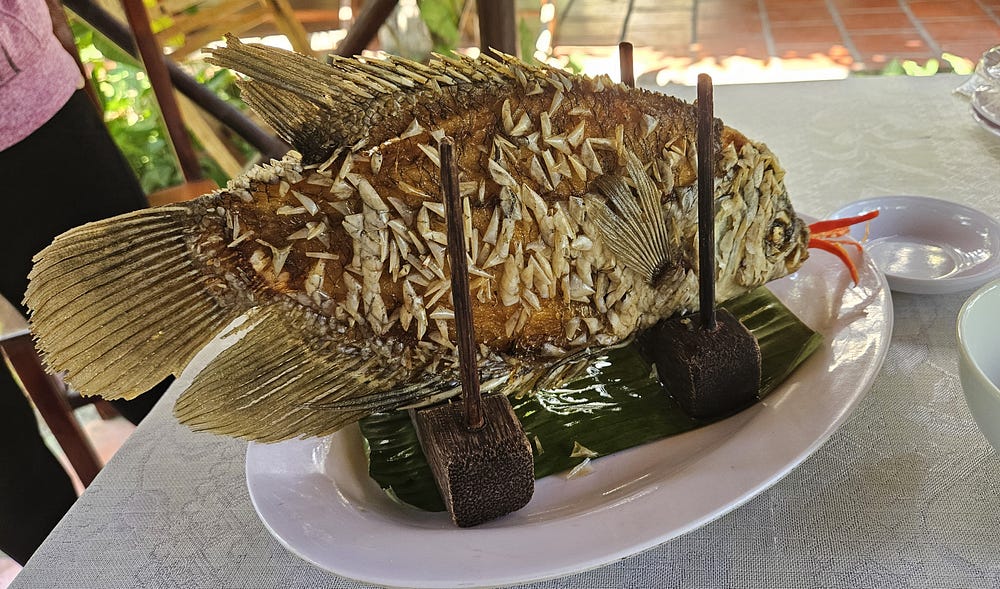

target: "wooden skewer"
[619,41,635,88]
[696,73,716,331]
[439,138,483,430]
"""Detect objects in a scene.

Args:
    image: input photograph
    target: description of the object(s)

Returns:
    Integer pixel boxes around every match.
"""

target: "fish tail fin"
[25,205,244,400]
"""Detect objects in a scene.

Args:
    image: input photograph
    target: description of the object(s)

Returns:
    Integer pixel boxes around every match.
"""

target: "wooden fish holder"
[411,138,534,528]
[645,74,761,419]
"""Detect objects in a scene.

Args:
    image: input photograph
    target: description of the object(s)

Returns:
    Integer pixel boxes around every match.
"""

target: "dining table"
[9,72,1000,589]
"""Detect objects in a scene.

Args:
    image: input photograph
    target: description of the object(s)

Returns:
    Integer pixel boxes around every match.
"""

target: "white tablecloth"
[11,74,1000,588]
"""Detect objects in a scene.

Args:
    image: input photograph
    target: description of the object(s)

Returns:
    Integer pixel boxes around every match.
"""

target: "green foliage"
[879,53,975,77]
[70,19,250,194]
[563,53,584,75]
[144,0,174,34]
[518,17,537,63]
[903,58,939,76]
[418,0,462,54]
[942,52,975,75]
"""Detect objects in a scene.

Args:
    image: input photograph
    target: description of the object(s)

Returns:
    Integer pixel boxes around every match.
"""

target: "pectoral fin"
[586,154,678,285]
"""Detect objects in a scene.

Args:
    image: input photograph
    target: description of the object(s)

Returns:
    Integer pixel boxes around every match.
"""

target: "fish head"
[763,198,810,277]
[743,180,810,286]
[712,136,810,296]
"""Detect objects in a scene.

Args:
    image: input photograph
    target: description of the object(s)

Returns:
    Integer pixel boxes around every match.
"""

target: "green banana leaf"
[359,286,823,512]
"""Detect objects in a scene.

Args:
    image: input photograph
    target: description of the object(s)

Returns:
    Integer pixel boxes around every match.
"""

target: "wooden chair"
[0,3,213,490]
[0,294,103,488]
[122,0,222,205]
[153,0,312,59]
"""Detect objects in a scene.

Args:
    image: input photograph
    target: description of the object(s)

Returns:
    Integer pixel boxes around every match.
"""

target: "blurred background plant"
[880,52,976,77]
[416,0,460,55]
[70,18,254,194]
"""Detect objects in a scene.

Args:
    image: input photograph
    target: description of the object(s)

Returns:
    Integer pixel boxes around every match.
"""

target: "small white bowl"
[958,278,1000,450]
[830,196,1000,295]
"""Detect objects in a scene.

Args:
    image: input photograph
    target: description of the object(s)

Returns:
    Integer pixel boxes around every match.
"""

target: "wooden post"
[410,137,534,528]
[478,0,516,56]
[120,0,203,183]
[335,0,399,57]
[619,41,634,87]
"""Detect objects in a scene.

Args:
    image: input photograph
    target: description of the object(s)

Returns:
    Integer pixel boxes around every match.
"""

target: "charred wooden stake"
[696,73,716,331]
[619,42,635,88]
[411,138,534,528]
[643,74,761,419]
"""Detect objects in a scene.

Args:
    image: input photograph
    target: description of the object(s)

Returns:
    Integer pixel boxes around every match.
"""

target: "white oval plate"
[246,246,892,589]
[830,196,1000,295]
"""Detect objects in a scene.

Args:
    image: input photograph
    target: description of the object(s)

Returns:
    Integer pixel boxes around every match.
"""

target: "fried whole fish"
[25,37,809,442]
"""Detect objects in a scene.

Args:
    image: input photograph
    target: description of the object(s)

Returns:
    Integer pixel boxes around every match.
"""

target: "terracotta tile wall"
[548,0,1000,70]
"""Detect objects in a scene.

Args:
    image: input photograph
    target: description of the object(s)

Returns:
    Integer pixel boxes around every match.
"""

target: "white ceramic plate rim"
[830,195,1000,295]
[245,243,892,588]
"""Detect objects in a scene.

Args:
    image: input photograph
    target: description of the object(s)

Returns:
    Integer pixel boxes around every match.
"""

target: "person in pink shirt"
[1,0,167,565]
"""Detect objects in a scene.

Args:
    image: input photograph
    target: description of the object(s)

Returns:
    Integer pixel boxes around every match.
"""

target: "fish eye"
[768,221,786,244]
[765,212,793,254]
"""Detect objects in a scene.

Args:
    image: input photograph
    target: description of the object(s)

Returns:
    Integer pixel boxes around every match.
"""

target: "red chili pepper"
[808,210,879,236]
[806,210,879,285]
[809,237,860,284]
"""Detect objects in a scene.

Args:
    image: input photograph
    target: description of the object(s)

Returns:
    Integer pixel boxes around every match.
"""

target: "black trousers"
[0,90,170,565]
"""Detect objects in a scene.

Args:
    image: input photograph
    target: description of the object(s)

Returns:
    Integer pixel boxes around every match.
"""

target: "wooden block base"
[411,395,534,527]
[645,308,761,419]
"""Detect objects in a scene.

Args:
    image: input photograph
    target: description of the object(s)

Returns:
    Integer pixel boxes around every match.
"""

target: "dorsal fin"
[206,35,593,162]
[586,154,679,285]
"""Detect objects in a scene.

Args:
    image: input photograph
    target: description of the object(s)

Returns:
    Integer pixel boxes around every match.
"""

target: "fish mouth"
[792,214,809,247]
[783,215,811,274]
